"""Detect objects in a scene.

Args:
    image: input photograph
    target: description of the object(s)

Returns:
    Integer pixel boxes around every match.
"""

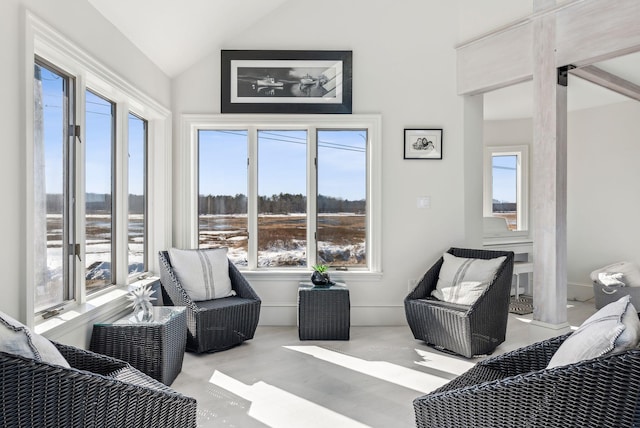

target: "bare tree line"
[47,193,145,214]
[198,193,365,215]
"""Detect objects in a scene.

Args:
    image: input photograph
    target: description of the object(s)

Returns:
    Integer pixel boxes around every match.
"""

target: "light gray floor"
[171,299,596,428]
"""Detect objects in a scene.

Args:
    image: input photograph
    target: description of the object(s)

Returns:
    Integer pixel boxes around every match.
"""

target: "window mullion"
[247,127,258,269]
[307,127,318,268]
[75,79,87,304]
[114,102,130,285]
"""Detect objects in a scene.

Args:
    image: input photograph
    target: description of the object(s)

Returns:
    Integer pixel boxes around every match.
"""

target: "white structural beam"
[531,1,568,327]
[571,65,640,103]
[458,0,640,329]
[556,0,640,68]
[457,0,640,96]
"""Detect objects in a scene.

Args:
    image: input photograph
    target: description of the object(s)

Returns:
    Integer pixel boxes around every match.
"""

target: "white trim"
[180,114,382,274]
[27,12,169,119]
[34,277,159,339]
[25,11,171,327]
[307,128,318,267]
[114,103,130,286]
[483,144,529,237]
[247,127,259,269]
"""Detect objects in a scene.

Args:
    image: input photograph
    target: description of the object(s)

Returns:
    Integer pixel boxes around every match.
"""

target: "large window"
[483,145,529,233]
[33,60,75,312]
[195,116,380,272]
[29,15,171,326]
[34,58,150,315]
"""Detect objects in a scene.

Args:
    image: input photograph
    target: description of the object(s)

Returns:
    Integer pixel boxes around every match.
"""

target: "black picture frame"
[404,129,443,160]
[221,50,352,114]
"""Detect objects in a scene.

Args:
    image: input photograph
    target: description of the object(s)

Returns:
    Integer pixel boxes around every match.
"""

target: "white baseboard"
[567,282,595,303]
[258,304,407,327]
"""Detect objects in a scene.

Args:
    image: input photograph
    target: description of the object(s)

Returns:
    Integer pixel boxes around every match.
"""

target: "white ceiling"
[484,52,640,120]
[88,0,640,118]
[88,0,289,77]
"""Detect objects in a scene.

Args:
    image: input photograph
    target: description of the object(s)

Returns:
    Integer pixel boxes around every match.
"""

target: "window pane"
[85,90,114,291]
[128,113,147,276]
[198,130,248,265]
[491,154,517,231]
[258,130,307,267]
[317,130,367,267]
[34,62,72,312]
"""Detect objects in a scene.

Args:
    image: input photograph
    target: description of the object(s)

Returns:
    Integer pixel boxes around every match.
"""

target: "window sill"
[35,277,159,339]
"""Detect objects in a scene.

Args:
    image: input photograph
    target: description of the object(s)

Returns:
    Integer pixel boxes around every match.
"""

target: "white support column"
[531,0,568,328]
[463,94,484,248]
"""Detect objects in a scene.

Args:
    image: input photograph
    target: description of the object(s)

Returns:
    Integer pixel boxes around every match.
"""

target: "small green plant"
[312,264,328,273]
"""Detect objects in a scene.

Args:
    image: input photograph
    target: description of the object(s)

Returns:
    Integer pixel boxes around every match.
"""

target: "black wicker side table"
[90,306,187,386]
[298,282,350,340]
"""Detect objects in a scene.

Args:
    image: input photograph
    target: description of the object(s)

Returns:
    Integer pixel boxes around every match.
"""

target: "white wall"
[485,118,533,146]
[172,0,469,325]
[567,100,640,288]
[0,0,170,322]
[485,99,640,297]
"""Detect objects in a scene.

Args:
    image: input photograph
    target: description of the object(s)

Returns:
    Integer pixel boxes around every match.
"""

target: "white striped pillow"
[431,253,506,306]
[168,247,236,301]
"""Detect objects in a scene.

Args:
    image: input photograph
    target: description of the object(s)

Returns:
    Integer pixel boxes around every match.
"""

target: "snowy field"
[36,213,365,310]
[199,213,366,267]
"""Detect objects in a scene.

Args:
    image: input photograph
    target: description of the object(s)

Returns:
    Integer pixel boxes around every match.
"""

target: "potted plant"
[311,264,331,287]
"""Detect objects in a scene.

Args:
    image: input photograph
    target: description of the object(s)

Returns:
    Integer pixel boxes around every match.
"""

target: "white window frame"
[483,145,529,237]
[25,12,171,330]
[180,114,382,277]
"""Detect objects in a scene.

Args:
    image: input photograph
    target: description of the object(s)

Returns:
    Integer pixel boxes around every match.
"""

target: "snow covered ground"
[36,213,365,310]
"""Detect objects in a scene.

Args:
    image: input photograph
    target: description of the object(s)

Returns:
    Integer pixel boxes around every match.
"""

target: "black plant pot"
[311,271,330,287]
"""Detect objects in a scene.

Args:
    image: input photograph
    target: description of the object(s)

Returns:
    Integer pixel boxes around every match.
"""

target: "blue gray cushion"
[0,310,70,367]
[547,295,640,368]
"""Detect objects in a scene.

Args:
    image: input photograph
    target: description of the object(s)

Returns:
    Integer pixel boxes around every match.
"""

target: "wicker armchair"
[159,250,261,353]
[413,333,640,428]
[404,247,514,357]
[0,341,196,428]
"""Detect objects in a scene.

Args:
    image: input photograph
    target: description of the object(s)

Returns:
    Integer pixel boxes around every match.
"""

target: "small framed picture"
[404,128,443,160]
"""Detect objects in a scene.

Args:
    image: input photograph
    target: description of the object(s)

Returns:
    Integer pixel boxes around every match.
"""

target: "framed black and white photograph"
[221,50,352,114]
[404,128,443,160]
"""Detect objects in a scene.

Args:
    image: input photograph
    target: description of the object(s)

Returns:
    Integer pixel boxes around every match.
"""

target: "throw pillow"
[0,310,70,368]
[168,247,235,301]
[547,295,640,369]
[431,253,507,306]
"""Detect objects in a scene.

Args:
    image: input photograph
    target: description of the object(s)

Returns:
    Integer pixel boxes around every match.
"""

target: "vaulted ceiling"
[88,0,640,119]
[88,0,289,77]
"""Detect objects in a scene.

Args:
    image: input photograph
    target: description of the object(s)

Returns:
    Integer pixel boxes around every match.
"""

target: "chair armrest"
[158,250,199,311]
[414,347,640,428]
[54,341,129,375]
[406,257,444,300]
[1,345,197,427]
[229,261,260,300]
[479,333,569,375]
